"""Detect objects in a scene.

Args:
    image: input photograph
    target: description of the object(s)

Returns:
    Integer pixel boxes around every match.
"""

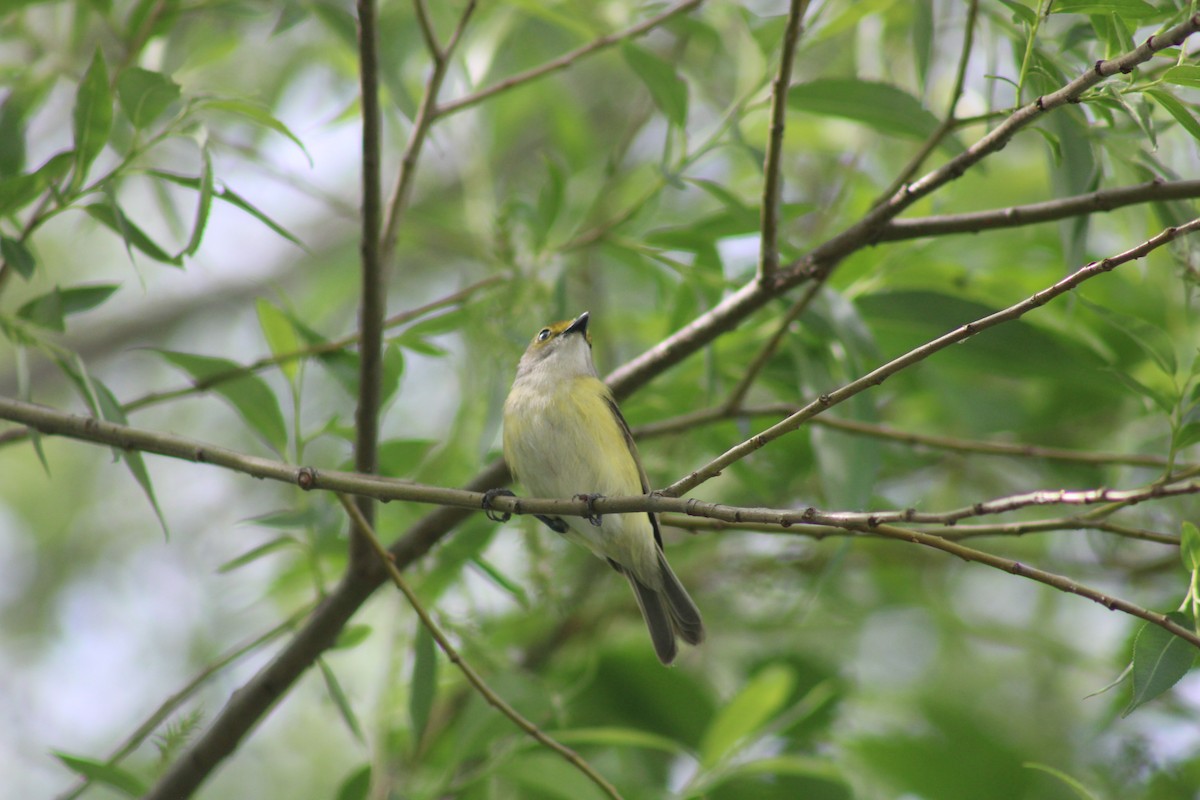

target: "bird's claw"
[482,488,516,523]
[574,493,604,526]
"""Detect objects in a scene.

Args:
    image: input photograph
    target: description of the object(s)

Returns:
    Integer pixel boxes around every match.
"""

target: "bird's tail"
[624,551,705,665]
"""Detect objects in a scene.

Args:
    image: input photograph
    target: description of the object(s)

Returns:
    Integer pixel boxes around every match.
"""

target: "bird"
[487,310,704,665]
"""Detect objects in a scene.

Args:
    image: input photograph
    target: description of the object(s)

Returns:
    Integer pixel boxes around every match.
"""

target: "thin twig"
[55,604,314,800]
[663,218,1200,497]
[380,0,478,264]
[661,513,1179,545]
[874,0,979,205]
[634,403,1176,470]
[3,395,1195,534]
[606,13,1200,397]
[413,0,441,57]
[334,494,624,800]
[723,281,821,413]
[434,0,705,119]
[757,0,810,283]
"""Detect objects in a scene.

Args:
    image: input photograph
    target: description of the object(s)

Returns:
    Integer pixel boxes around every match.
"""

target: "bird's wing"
[603,393,664,550]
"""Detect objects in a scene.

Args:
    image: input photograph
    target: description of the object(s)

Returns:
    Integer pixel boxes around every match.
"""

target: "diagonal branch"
[662,218,1200,497]
[606,13,1200,397]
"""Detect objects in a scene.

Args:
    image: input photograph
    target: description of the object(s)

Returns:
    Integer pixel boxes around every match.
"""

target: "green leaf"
[1162,65,1200,89]
[72,49,113,188]
[199,98,313,166]
[699,664,796,768]
[318,657,364,742]
[1076,295,1176,376]
[1181,522,1200,572]
[85,201,183,266]
[380,342,405,407]
[1051,0,1157,18]
[1022,763,1100,800]
[334,624,372,650]
[912,0,933,89]
[409,622,437,747]
[256,299,302,383]
[116,67,181,128]
[156,350,289,453]
[149,170,306,249]
[94,379,169,537]
[1123,612,1197,716]
[217,535,296,573]
[1145,89,1200,143]
[335,764,371,800]
[998,0,1038,26]
[53,752,146,797]
[182,145,214,257]
[553,726,686,754]
[1174,421,1200,452]
[0,80,52,178]
[17,284,119,330]
[377,439,434,476]
[621,42,688,127]
[1,236,35,279]
[789,79,951,144]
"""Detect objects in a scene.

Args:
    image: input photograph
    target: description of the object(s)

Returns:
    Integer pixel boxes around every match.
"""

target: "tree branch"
[663,218,1200,497]
[757,0,810,283]
[635,403,1177,470]
[874,179,1200,242]
[434,0,705,119]
[352,0,386,570]
[335,495,623,800]
[607,13,1200,397]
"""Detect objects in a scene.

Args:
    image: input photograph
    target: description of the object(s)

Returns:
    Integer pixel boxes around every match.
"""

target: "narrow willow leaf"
[789,78,961,150]
[333,624,372,650]
[256,299,302,383]
[1181,522,1200,572]
[380,342,404,407]
[85,202,183,266]
[1023,762,1101,800]
[116,66,181,128]
[318,657,363,742]
[553,727,685,754]
[699,664,796,768]
[199,98,313,166]
[409,622,437,748]
[182,145,214,257]
[1145,89,1200,143]
[94,378,169,538]
[156,350,288,454]
[1123,612,1197,716]
[621,42,688,127]
[1162,65,1200,88]
[53,752,146,797]
[335,764,371,800]
[1,235,35,279]
[148,170,305,248]
[217,535,296,573]
[72,49,113,188]
[1051,0,1157,18]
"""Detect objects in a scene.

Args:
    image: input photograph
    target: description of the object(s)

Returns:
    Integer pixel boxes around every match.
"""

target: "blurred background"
[2,0,1200,797]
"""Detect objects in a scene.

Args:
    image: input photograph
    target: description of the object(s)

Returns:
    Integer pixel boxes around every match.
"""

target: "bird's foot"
[574,493,605,527]
[481,488,516,523]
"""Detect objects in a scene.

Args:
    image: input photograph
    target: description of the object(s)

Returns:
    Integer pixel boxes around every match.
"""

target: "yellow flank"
[504,374,659,586]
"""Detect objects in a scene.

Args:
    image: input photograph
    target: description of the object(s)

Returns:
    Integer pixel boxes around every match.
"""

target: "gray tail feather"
[624,552,705,665]
[658,550,705,646]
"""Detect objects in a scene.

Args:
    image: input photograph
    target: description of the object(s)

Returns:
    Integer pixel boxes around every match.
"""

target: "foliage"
[2,0,1200,798]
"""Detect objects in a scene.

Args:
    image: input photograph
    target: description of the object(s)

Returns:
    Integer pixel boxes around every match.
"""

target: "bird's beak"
[564,311,590,336]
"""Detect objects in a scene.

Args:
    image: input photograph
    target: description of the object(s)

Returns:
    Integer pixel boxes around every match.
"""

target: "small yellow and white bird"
[495,311,704,664]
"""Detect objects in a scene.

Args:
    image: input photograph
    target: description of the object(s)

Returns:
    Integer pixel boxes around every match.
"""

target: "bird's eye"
[537,328,552,341]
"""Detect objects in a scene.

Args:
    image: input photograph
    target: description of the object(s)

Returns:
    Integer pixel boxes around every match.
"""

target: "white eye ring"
[537,328,551,341]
